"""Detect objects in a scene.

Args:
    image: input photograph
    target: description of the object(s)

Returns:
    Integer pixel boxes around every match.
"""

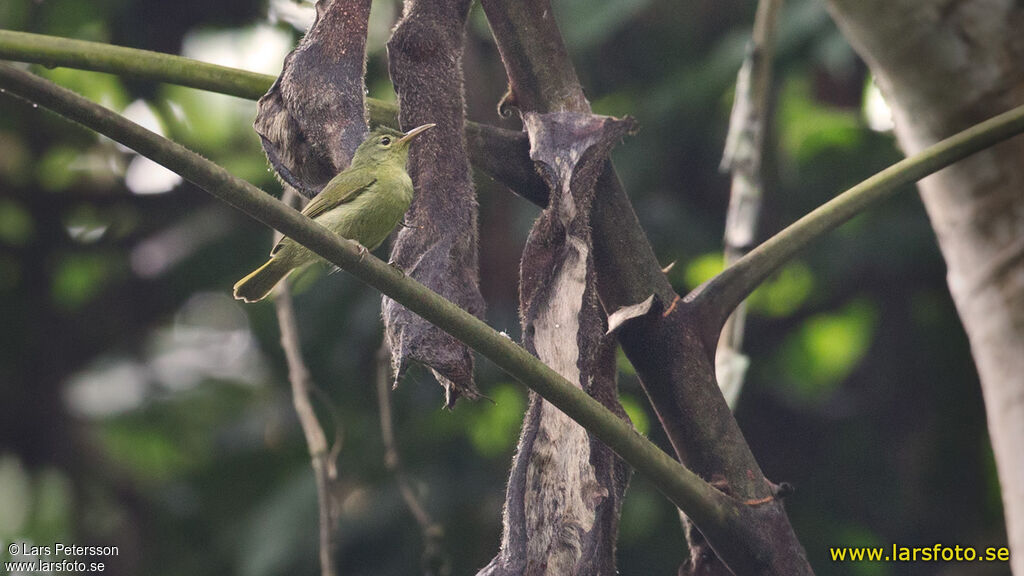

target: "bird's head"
[351,123,435,167]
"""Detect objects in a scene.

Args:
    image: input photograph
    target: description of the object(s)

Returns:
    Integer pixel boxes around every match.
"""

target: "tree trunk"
[827,1,1024,571]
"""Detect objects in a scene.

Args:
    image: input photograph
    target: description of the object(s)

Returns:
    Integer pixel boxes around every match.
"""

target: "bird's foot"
[355,242,370,263]
[387,260,406,275]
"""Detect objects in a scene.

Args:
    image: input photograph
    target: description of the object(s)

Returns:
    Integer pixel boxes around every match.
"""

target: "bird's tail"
[233,258,290,303]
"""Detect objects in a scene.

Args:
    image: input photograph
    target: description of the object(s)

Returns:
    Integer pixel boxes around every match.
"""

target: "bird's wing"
[270,169,376,256]
[301,168,377,220]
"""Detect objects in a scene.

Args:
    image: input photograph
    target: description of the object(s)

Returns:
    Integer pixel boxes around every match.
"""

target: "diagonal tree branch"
[0,62,743,555]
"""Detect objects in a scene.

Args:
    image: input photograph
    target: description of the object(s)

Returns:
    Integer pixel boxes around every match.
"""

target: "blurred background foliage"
[0,0,1006,574]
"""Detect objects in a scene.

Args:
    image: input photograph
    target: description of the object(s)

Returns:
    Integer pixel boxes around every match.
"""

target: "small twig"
[716,0,784,408]
[273,190,340,576]
[375,344,450,576]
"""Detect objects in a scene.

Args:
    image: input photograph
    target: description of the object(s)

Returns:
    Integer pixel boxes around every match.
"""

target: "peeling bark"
[717,0,783,409]
[479,113,633,576]
[827,0,1024,571]
[478,3,812,573]
[383,0,486,407]
[254,0,372,197]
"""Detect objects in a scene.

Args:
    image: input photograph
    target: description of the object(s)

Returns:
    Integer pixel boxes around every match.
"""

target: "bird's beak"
[398,123,436,144]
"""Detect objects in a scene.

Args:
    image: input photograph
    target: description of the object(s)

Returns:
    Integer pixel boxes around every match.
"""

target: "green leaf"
[39,66,127,112]
[619,482,662,545]
[0,198,34,245]
[780,299,878,403]
[748,260,815,317]
[466,384,526,457]
[684,252,815,317]
[682,252,724,290]
[35,144,120,192]
[0,0,31,31]
[98,421,192,483]
[619,393,649,437]
[616,346,636,377]
[50,252,121,310]
[0,455,31,539]
[779,74,863,164]
[30,468,74,540]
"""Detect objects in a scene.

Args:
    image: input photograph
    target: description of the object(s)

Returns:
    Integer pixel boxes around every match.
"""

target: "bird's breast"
[316,177,413,250]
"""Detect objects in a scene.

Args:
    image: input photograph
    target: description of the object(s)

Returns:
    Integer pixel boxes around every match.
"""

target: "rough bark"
[254,0,372,197]
[827,1,1024,571]
[479,2,812,573]
[383,0,486,407]
[479,112,633,576]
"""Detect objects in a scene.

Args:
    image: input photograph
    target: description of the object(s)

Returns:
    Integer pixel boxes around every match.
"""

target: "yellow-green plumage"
[233,123,434,303]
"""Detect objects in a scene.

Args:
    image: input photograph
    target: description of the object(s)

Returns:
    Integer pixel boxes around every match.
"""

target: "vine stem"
[695,100,1024,336]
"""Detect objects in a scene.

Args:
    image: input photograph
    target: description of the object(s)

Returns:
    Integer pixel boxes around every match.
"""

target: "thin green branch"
[696,101,1024,334]
[0,29,399,123]
[0,29,271,100]
[0,62,730,538]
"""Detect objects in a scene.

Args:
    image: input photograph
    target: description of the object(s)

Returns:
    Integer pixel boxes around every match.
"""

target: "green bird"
[233,123,435,303]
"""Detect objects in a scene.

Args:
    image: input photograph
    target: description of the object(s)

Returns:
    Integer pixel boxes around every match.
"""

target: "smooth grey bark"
[827,1,1024,572]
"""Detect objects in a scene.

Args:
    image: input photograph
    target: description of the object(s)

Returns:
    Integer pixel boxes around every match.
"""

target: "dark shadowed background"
[0,0,1006,574]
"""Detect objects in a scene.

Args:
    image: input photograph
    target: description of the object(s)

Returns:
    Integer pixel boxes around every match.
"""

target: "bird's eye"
[380,136,392,146]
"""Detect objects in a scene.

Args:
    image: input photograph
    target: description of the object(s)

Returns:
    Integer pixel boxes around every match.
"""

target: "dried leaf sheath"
[383,0,486,407]
[254,0,372,197]
[480,112,635,576]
